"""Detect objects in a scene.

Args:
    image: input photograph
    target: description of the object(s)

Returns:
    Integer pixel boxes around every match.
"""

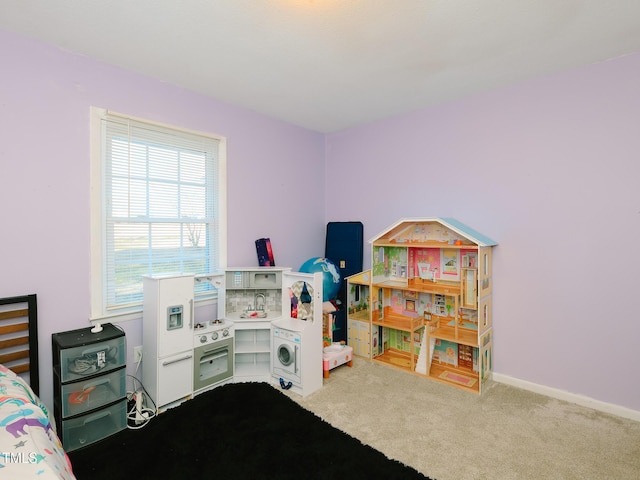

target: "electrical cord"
[126,374,157,430]
[67,346,119,375]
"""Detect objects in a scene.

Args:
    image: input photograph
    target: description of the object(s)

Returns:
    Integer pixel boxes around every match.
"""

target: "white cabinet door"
[156,277,194,357]
[157,352,193,407]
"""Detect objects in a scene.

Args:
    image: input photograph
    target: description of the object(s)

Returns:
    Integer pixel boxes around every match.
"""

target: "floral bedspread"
[0,364,75,479]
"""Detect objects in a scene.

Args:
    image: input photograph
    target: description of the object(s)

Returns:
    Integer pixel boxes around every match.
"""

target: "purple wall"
[325,53,640,411]
[0,30,325,409]
[2,28,639,413]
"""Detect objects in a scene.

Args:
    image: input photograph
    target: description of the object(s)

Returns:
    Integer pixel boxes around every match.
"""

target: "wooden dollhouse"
[346,218,497,393]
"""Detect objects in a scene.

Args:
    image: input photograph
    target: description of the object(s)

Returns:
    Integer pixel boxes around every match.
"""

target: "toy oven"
[193,337,233,391]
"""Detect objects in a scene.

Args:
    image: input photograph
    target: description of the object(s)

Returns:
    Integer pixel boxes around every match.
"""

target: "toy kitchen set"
[142,267,323,412]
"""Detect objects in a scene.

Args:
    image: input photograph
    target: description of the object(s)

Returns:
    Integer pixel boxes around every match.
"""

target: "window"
[90,108,227,320]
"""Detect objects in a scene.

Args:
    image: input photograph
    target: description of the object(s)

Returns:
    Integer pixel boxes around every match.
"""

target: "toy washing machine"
[272,326,302,386]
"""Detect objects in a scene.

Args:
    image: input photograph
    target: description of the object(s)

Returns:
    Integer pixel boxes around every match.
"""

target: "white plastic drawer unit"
[62,398,127,452]
[61,368,126,418]
[59,336,126,383]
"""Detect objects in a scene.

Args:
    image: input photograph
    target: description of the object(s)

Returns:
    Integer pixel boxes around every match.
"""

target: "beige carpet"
[282,357,640,480]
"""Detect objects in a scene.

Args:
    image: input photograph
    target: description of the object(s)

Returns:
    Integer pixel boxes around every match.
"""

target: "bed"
[0,294,76,479]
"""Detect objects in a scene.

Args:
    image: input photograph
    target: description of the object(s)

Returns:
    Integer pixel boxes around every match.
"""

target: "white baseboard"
[492,373,640,422]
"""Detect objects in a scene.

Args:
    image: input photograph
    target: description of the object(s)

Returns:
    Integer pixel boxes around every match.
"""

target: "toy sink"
[240,310,268,318]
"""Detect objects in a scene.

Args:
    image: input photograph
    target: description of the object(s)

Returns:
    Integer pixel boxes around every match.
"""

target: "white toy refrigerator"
[143,274,195,411]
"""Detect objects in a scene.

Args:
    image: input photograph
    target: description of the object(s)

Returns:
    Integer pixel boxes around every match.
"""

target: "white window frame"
[89,107,227,322]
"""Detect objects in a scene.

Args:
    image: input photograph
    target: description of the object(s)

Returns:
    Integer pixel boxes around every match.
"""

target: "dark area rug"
[69,382,432,480]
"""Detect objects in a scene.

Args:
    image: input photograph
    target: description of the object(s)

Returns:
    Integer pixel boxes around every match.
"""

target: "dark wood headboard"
[0,294,39,395]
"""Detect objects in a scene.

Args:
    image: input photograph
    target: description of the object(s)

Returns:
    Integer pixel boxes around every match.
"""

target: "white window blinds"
[100,112,222,312]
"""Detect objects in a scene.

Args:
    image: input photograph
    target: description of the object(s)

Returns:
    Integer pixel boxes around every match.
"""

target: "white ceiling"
[2,1,640,133]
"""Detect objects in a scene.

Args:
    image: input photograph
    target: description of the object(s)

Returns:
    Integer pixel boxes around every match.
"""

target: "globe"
[299,257,342,301]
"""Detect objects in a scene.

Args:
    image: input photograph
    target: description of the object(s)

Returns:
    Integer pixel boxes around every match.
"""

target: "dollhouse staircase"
[415,327,428,375]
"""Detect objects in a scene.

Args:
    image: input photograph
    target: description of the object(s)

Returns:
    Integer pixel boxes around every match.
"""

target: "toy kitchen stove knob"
[211,331,219,341]
[222,328,229,337]
[199,335,207,344]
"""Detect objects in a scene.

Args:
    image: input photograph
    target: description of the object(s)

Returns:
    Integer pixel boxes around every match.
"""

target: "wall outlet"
[134,345,143,363]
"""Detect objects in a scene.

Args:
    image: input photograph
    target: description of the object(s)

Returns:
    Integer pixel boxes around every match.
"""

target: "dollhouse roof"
[368,217,497,247]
